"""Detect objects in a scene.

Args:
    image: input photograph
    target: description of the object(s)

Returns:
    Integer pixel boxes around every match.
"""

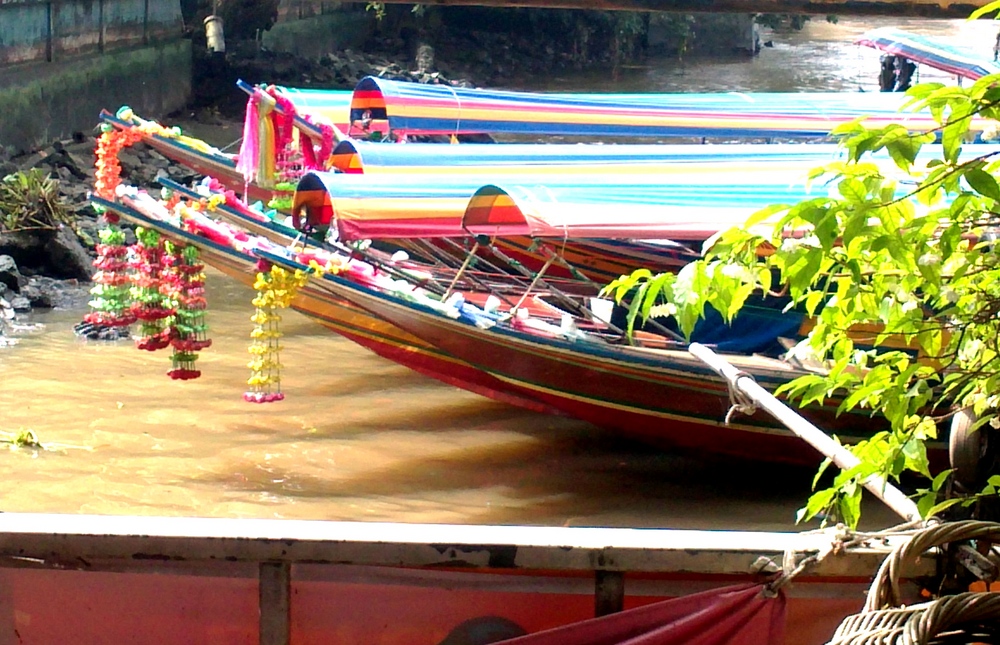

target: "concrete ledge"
[0,40,192,154]
[262,11,372,59]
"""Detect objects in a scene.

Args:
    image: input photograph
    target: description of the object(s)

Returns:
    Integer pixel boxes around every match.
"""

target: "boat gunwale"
[0,512,923,579]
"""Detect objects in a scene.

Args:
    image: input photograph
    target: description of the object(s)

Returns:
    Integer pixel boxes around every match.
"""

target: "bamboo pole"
[688,342,922,523]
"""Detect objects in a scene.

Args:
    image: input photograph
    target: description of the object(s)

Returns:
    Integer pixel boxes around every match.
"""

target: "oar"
[689,342,922,523]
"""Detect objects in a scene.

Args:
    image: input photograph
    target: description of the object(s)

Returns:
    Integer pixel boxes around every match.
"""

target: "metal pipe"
[688,342,922,523]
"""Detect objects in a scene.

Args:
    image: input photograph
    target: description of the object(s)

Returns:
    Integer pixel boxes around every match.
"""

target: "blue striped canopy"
[330,140,848,174]
[349,76,962,139]
[296,160,831,241]
[856,27,1000,80]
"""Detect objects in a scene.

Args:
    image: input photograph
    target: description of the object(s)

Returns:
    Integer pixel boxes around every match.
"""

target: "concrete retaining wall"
[264,6,372,58]
[648,13,760,56]
[0,0,190,153]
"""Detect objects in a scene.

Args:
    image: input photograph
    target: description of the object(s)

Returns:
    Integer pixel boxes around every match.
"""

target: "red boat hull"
[303,271,933,467]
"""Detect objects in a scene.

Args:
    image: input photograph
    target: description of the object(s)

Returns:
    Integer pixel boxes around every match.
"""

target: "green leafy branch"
[604,73,1000,528]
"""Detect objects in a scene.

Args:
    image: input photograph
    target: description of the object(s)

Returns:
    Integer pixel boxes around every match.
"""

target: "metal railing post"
[99,0,105,53]
[259,562,291,645]
[45,1,54,62]
[595,570,625,617]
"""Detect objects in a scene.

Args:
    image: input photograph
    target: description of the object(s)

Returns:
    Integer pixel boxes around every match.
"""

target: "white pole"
[688,343,922,523]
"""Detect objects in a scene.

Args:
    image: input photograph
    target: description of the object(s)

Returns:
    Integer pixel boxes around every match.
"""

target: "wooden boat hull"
[286,264,929,466]
[102,199,560,415]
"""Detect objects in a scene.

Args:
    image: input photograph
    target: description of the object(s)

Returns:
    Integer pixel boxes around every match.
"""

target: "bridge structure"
[354,0,998,19]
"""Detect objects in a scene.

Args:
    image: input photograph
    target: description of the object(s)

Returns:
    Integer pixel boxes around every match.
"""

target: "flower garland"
[85,225,136,327]
[130,227,174,351]
[94,123,145,204]
[245,262,309,403]
[163,242,211,380]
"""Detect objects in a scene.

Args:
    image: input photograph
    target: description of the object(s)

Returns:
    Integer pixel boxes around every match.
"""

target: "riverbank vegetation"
[0,170,74,234]
[607,58,1000,526]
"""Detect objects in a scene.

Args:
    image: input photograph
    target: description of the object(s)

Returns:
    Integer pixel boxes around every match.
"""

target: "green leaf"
[838,486,863,529]
[804,291,824,317]
[965,168,1000,202]
[931,469,953,492]
[924,497,963,519]
[837,178,868,204]
[901,437,931,479]
[639,272,675,323]
[797,487,837,524]
[745,203,790,228]
[884,136,921,172]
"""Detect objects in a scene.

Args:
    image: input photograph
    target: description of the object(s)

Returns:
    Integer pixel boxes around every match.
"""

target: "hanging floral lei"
[245,262,310,403]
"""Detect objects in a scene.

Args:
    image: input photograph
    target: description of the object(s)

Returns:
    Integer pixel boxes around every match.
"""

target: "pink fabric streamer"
[235,95,260,185]
[497,583,785,645]
[300,122,334,170]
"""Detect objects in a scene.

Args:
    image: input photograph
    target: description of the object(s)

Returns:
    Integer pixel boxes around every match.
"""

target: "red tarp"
[498,583,785,645]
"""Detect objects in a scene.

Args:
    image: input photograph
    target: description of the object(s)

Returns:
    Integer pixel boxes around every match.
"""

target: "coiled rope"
[825,520,1000,645]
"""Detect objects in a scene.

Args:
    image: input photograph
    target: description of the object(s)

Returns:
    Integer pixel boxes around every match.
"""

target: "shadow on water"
[187,417,899,530]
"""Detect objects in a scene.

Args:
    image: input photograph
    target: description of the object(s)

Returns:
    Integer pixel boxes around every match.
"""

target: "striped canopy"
[349,76,966,139]
[461,182,824,242]
[295,160,829,242]
[329,139,848,174]
[299,140,991,243]
[272,86,354,131]
[855,27,1000,81]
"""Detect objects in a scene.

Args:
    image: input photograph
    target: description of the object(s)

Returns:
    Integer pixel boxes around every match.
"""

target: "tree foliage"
[606,65,1000,528]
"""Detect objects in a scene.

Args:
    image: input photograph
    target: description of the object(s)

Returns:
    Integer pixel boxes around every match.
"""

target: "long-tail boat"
[101,66,993,211]
[292,160,820,240]
[257,243,884,467]
[93,180,853,464]
[855,26,1000,83]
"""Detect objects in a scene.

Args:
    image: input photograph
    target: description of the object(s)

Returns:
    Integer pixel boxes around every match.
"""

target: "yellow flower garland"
[244,265,309,403]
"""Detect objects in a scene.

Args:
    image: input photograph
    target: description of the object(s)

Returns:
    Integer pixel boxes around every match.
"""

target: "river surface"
[1,15,985,531]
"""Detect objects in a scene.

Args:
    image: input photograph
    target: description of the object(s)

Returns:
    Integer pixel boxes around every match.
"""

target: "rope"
[823,521,1000,645]
[866,520,1000,612]
[827,592,1000,644]
[724,369,759,424]
[765,522,929,597]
